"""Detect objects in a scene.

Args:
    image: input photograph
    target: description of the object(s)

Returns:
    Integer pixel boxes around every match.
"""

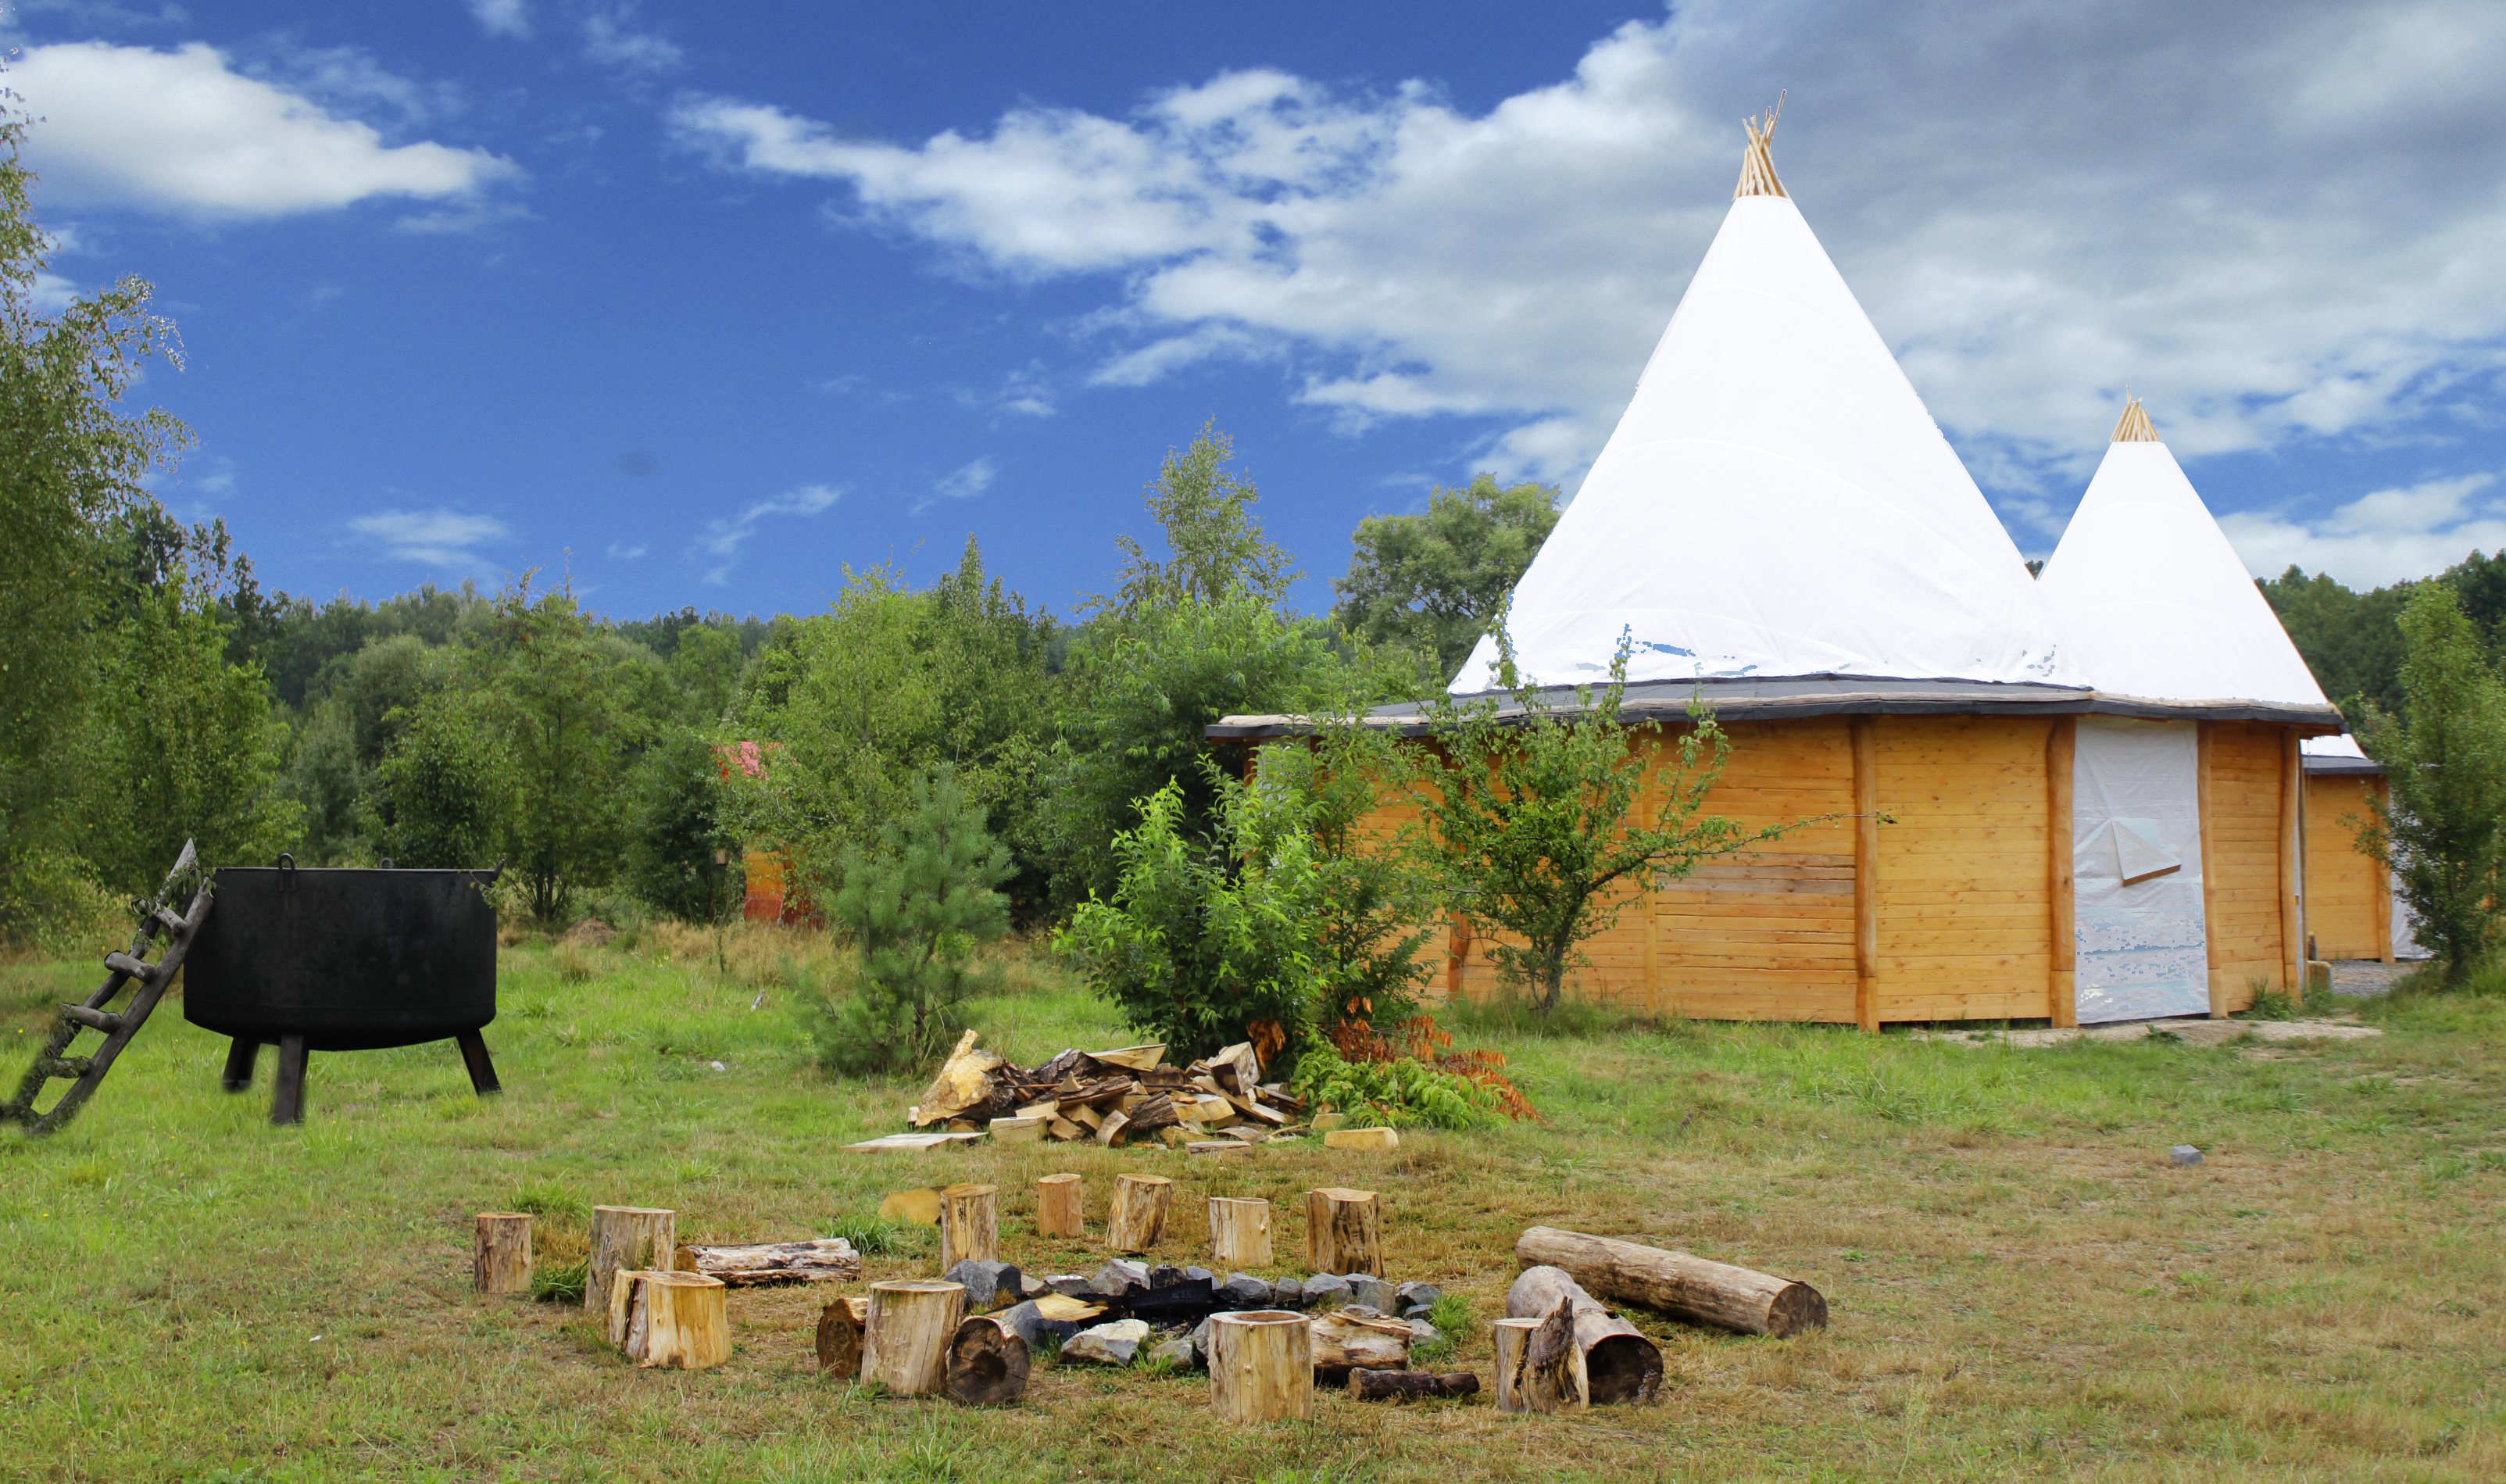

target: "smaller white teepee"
[2038,399,2329,706]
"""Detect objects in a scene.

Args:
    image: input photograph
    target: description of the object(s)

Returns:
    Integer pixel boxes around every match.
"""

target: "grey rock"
[1147,1336,1199,1369]
[1182,1266,1214,1286]
[1347,1275,1396,1311]
[1219,1273,1274,1308]
[1273,1276,1304,1309]
[1019,1274,1049,1300]
[2168,1144,2204,1167]
[1406,1318,1442,1346]
[942,1259,1024,1314]
[1189,1314,1214,1361]
[1342,1303,1388,1320]
[1146,1263,1189,1289]
[1089,1259,1149,1297]
[1044,1273,1094,1297]
[1303,1274,1353,1311]
[996,1300,1045,1348]
[1062,1318,1150,1365]
[1396,1282,1442,1317]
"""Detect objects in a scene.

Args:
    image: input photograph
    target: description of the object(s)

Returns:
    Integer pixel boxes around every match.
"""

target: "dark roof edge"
[2303,756,2386,776]
[1207,688,2346,738]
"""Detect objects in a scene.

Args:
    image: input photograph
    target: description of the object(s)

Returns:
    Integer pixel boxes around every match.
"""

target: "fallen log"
[674,1237,860,1287]
[816,1294,869,1376]
[946,1314,1031,1405]
[1349,1369,1480,1402]
[1506,1264,1661,1404]
[1310,1307,1412,1374]
[1515,1226,1826,1338]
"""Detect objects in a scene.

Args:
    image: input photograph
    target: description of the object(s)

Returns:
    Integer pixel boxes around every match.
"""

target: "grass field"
[2,925,2501,1483]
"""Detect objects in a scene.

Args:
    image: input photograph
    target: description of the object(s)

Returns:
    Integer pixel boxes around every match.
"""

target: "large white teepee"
[2037,400,2329,707]
[1450,119,2065,694]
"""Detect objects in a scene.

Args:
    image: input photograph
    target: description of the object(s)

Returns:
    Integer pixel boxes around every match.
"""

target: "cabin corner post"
[2369,777,2394,962]
[2197,723,2225,1017]
[1850,715,1879,1033]
[2047,717,2077,1028]
[2281,730,2305,995]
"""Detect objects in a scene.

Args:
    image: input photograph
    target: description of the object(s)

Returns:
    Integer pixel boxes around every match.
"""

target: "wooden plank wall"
[1870,715,2056,1023]
[2201,722,2290,1007]
[2304,774,2389,960]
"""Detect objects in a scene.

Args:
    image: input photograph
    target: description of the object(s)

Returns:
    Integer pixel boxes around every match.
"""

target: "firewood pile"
[903,1032,1305,1150]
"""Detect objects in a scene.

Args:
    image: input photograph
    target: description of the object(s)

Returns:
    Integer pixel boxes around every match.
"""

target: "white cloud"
[2221,474,2506,588]
[468,0,528,38]
[581,7,681,73]
[9,41,517,217]
[695,483,839,583]
[349,508,510,567]
[913,457,997,515]
[607,540,647,560]
[673,0,2506,504]
[31,271,78,314]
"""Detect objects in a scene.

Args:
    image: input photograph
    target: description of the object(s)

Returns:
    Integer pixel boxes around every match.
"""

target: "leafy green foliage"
[622,725,733,922]
[1288,1041,1503,1131]
[814,767,1013,1076]
[2356,585,2506,978]
[1334,474,1561,675]
[366,692,509,871]
[1410,616,1809,1012]
[1105,420,1296,612]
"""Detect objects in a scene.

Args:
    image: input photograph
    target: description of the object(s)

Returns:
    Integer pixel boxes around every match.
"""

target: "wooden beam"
[2046,717,2077,1028]
[2198,723,2225,1016]
[2370,776,2394,962]
[2281,728,2306,995]
[1851,716,1880,1033]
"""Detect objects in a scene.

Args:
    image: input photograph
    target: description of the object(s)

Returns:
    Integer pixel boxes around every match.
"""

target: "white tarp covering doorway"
[2074,717,2211,1023]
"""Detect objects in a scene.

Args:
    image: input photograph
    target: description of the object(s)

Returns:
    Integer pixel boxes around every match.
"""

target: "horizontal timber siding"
[2205,723,2289,1007]
[2305,774,2388,961]
[1871,715,2054,1022]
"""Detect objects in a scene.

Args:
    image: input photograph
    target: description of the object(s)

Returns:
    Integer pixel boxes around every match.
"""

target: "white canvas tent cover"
[1450,123,2067,695]
[2072,716,2211,1022]
[2037,406,2329,707]
[2302,734,2369,761]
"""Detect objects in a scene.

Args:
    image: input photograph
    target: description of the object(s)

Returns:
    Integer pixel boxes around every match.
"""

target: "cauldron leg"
[220,1038,259,1092]
[271,1035,309,1126]
[455,1029,502,1096]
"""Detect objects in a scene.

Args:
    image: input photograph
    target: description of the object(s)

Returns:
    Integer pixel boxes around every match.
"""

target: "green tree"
[367,691,509,871]
[1410,617,1803,1013]
[813,767,1013,1075]
[1333,474,1561,675]
[2259,565,2409,716]
[1106,422,1295,612]
[2355,585,2506,980]
[622,725,730,922]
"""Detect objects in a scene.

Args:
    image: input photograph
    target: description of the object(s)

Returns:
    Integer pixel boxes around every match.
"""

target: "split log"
[1087,1044,1167,1071]
[674,1237,860,1287]
[1310,1307,1413,1374]
[584,1206,676,1317]
[938,1183,999,1270]
[863,1281,967,1396]
[1506,1264,1662,1404]
[1305,1188,1382,1277]
[1125,1093,1178,1132]
[472,1212,534,1296]
[1037,1173,1085,1239]
[1208,1041,1262,1096]
[1106,1174,1172,1254]
[1493,1304,1585,1414]
[913,1031,1006,1127]
[1095,1109,1131,1146]
[1208,1310,1313,1423]
[1207,1196,1273,1269]
[946,1314,1031,1406]
[816,1294,869,1376]
[1514,1226,1827,1338]
[1349,1369,1480,1402]
[617,1271,731,1369]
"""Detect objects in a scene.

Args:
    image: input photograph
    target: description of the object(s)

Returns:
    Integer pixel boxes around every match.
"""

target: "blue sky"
[13,0,2506,622]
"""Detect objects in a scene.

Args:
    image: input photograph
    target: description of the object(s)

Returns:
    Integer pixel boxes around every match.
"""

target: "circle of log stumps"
[1207,1196,1272,1269]
[1208,1310,1313,1423]
[1106,1174,1172,1253]
[472,1212,534,1295]
[937,1182,999,1270]
[1036,1173,1085,1238]
[1304,1187,1382,1277]
[609,1270,731,1370]
[863,1281,967,1396]
[584,1205,675,1318]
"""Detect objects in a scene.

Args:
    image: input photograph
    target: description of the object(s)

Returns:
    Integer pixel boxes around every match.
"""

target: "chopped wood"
[1209,1311,1313,1422]
[1013,1100,1058,1120]
[1324,1126,1399,1151]
[1086,1044,1167,1071]
[1036,1173,1084,1239]
[1306,1188,1382,1277]
[473,1212,533,1296]
[816,1294,869,1375]
[913,1030,1007,1128]
[1207,1041,1262,1096]
[613,1270,731,1370]
[1127,1092,1178,1132]
[1031,1293,1105,1324]
[1207,1196,1273,1269]
[1505,1264,1661,1404]
[1309,1307,1412,1373]
[938,1184,1000,1269]
[863,1280,967,1396]
[990,1116,1044,1143]
[585,1206,674,1318]
[673,1236,861,1286]
[846,1132,985,1152]
[1095,1109,1131,1146]
[946,1314,1031,1405]
[896,1039,1306,1155]
[1106,1173,1171,1253]
[1157,1126,1192,1148]
[1514,1227,1827,1337]
[1189,1140,1253,1155]
[1046,1116,1085,1142]
[1349,1369,1479,1401]
[1070,1104,1105,1131]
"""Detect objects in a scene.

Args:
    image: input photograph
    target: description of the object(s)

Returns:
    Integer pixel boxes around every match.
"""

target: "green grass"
[2,929,2504,1481]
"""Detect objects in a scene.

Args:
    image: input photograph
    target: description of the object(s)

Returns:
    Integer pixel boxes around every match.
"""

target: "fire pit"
[183,856,502,1124]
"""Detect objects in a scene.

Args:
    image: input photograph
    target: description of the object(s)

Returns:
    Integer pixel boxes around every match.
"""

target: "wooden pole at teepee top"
[585,1206,675,1316]
[473,1212,534,1296]
[938,1182,999,1270]
[1036,1173,1084,1238]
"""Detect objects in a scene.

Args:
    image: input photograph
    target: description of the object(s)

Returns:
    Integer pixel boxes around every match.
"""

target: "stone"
[1396,1282,1442,1317]
[1407,1318,1441,1346]
[1348,1275,1396,1312]
[1062,1318,1149,1365]
[1147,1336,1199,1369]
[1273,1276,1304,1310]
[1146,1264,1189,1289]
[1182,1266,1214,1286]
[1189,1314,1215,1361]
[996,1300,1045,1348]
[1089,1259,1149,1298]
[2168,1144,2204,1167]
[1019,1274,1049,1300]
[1043,1272,1095,1297]
[942,1259,1024,1314]
[1324,1125,1400,1151]
[1219,1273,1274,1308]
[1303,1274,1353,1311]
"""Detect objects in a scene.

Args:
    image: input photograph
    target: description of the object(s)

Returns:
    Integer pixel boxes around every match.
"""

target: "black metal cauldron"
[184,857,502,1124]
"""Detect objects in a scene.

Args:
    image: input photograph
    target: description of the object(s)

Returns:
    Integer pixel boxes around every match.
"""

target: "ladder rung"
[61,1004,123,1033]
[102,952,156,982]
[154,907,187,935]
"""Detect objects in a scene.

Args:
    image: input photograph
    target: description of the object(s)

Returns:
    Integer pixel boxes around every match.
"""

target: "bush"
[1288,1040,1506,1132]
[813,767,1012,1076]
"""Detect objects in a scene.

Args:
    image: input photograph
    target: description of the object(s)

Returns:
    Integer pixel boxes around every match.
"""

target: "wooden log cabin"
[1212,121,2341,1028]
[2300,736,2411,962]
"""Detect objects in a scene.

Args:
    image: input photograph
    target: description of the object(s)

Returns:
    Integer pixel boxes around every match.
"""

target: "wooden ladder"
[3,842,213,1136]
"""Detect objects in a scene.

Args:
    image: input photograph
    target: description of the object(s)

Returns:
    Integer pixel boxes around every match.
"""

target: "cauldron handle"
[275,853,296,896]
[476,858,506,885]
